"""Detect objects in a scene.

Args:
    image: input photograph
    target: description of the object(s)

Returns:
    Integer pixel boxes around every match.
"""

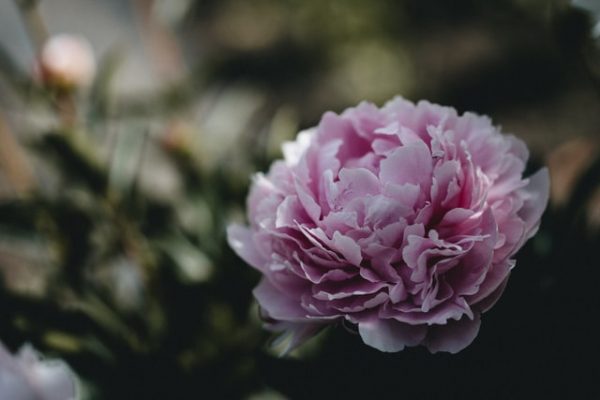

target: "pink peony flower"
[0,341,78,400]
[228,97,549,354]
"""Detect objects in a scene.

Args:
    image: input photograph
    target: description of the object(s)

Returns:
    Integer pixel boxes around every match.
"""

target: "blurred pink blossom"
[0,341,78,400]
[38,34,96,89]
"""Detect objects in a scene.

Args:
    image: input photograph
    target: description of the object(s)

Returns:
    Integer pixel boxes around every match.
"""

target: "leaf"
[33,133,108,194]
[87,47,123,123]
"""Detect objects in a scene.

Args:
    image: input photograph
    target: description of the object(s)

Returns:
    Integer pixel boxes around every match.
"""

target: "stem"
[56,93,77,131]
[0,111,34,196]
[132,128,150,194]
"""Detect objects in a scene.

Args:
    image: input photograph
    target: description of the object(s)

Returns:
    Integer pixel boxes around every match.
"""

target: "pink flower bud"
[39,34,96,90]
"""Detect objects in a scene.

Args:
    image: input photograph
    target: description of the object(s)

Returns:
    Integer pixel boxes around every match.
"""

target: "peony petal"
[320,211,359,236]
[382,182,421,211]
[519,167,550,238]
[473,275,510,313]
[338,167,381,198]
[0,342,78,400]
[389,281,408,303]
[363,244,402,282]
[0,345,35,400]
[254,278,309,322]
[329,292,389,313]
[331,231,363,266]
[227,225,268,270]
[364,195,411,228]
[343,101,384,139]
[275,195,306,228]
[372,138,399,155]
[313,279,386,301]
[375,220,407,247]
[282,129,314,166]
[431,160,461,207]
[467,259,514,306]
[358,318,427,352]
[299,259,357,284]
[423,313,481,354]
[296,225,347,263]
[379,141,432,188]
[382,295,473,326]
[294,178,322,223]
[374,121,400,136]
[17,346,78,400]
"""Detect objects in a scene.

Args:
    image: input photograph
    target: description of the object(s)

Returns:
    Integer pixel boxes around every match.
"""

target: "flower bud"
[38,34,96,90]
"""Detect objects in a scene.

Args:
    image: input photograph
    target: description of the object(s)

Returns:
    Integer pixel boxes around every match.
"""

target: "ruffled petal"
[519,168,550,239]
[254,278,309,322]
[358,318,427,352]
[423,313,481,354]
[227,224,268,271]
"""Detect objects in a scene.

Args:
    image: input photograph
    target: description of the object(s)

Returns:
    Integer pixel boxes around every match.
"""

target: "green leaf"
[33,133,108,194]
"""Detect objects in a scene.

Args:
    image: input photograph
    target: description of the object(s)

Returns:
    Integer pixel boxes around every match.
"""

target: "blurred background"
[0,0,599,398]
